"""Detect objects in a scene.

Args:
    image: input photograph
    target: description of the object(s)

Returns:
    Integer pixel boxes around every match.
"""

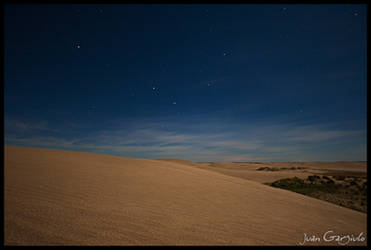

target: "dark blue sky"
[4,4,367,161]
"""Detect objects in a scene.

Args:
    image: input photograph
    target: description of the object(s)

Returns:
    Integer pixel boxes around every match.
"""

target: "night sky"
[4,4,367,162]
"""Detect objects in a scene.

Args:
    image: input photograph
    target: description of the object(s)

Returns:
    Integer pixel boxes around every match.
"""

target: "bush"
[349,181,358,186]
[268,176,367,213]
[271,176,338,195]
[326,179,335,184]
[257,167,279,171]
[271,177,306,189]
[334,175,345,181]
[307,175,321,183]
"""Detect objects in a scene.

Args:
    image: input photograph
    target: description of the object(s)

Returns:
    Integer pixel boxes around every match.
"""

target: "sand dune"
[5,146,367,245]
[161,161,367,184]
[156,158,204,167]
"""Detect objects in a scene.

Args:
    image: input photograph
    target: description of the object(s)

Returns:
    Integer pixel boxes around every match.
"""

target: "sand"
[157,160,366,184]
[4,146,367,245]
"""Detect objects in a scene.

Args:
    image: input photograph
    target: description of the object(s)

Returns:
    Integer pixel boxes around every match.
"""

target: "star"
[76,44,81,49]
[152,86,156,90]
[222,51,231,56]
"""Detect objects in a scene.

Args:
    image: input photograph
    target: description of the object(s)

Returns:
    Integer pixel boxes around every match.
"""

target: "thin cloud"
[4,115,367,162]
[223,154,271,162]
[5,119,59,133]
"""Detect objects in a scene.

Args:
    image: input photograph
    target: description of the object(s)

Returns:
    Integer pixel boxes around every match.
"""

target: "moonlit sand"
[5,146,366,245]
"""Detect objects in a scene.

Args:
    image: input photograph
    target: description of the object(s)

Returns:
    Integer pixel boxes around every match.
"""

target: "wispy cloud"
[5,118,59,133]
[223,154,270,162]
[275,123,363,142]
[4,115,366,162]
[5,135,77,148]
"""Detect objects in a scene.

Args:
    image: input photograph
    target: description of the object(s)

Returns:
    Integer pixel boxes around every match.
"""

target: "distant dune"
[5,146,367,245]
[156,158,203,167]
[176,161,367,184]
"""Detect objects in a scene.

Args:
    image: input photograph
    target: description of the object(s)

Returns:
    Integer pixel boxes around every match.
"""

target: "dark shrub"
[334,175,345,181]
[307,175,321,183]
[307,176,314,183]
[271,177,306,189]
[326,179,335,185]
[349,181,358,186]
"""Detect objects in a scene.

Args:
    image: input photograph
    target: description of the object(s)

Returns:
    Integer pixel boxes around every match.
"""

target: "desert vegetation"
[257,166,307,171]
[269,175,367,213]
